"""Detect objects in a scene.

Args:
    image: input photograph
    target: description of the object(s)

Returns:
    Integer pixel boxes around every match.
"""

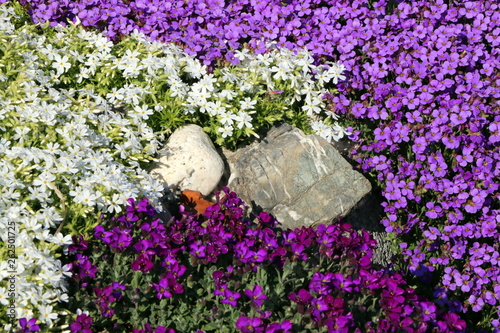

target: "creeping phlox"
[71,23,349,146]
[0,3,164,330]
[180,44,349,143]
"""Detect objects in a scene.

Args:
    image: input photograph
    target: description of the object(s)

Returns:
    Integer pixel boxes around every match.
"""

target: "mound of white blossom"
[0,4,165,330]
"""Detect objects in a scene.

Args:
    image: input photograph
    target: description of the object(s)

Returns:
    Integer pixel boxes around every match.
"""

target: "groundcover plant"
[63,188,466,332]
[1,0,499,331]
[0,3,166,330]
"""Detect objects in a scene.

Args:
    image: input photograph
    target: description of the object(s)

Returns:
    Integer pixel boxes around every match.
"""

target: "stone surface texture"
[149,124,224,196]
[224,124,372,229]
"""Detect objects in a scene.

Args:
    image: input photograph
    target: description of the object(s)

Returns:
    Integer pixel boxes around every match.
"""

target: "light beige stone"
[149,124,224,196]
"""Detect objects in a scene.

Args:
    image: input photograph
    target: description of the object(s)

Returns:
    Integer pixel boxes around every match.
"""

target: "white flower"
[49,233,72,246]
[220,68,239,83]
[331,122,350,141]
[302,97,322,116]
[218,89,237,100]
[13,126,31,144]
[315,70,330,85]
[196,74,216,93]
[311,121,333,142]
[40,44,58,61]
[0,287,9,306]
[123,62,143,78]
[32,171,56,192]
[122,49,140,65]
[218,126,233,138]
[219,111,238,126]
[239,97,257,110]
[234,111,253,129]
[133,104,154,120]
[106,193,125,214]
[256,53,272,66]
[45,142,61,155]
[184,59,206,79]
[106,87,125,104]
[24,218,42,233]
[38,304,58,325]
[69,187,100,206]
[270,62,290,81]
[52,54,71,76]
[28,186,51,203]
[84,53,101,73]
[206,100,226,116]
[327,63,346,84]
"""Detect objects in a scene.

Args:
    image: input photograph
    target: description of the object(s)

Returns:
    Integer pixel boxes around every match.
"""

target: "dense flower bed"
[0,1,347,330]
[323,1,500,330]
[1,0,499,331]
[64,188,466,332]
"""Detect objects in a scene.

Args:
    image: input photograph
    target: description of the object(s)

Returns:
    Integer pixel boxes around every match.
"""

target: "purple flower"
[325,314,353,333]
[288,288,312,308]
[131,254,154,273]
[221,289,240,307]
[289,243,307,261]
[94,225,113,243]
[189,242,207,258]
[133,239,156,257]
[78,259,98,279]
[235,316,263,333]
[152,278,173,299]
[419,301,437,321]
[266,320,292,333]
[19,318,40,332]
[425,201,442,219]
[244,285,267,308]
[69,314,93,333]
[109,229,133,251]
[68,235,88,253]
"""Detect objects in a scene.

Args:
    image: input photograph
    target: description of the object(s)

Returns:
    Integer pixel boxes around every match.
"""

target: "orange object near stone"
[180,189,215,215]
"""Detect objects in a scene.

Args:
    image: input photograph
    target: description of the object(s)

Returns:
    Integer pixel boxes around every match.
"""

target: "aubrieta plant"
[62,188,466,332]
[312,0,499,330]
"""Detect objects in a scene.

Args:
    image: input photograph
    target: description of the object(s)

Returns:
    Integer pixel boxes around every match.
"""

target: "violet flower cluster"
[61,188,466,332]
[316,1,499,330]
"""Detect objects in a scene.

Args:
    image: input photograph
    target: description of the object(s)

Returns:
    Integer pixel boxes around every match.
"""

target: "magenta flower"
[19,318,40,332]
[221,289,240,307]
[244,285,267,308]
[235,316,263,333]
[152,278,173,300]
[131,254,154,273]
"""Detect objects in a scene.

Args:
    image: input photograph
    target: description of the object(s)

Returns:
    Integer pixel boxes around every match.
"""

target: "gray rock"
[149,124,224,196]
[224,124,372,229]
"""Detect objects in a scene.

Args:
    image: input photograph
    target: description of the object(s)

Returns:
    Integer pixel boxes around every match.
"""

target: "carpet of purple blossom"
[11,0,500,331]
[65,191,467,332]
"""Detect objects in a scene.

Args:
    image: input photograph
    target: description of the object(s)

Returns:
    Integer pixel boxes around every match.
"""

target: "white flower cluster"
[179,43,350,142]
[0,4,164,330]
[81,26,349,143]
